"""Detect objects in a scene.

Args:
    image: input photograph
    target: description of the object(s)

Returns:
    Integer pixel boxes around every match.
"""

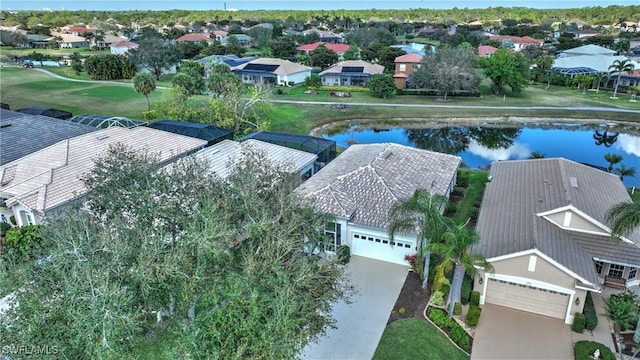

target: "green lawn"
[373,318,470,360]
[453,170,489,225]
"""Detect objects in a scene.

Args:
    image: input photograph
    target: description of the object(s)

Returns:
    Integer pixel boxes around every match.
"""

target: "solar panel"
[244,63,280,72]
[341,66,364,73]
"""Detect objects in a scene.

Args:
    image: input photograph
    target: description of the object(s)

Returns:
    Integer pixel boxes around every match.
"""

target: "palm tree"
[603,293,639,356]
[614,164,637,181]
[388,189,449,289]
[427,222,493,317]
[606,200,640,239]
[604,153,623,172]
[608,59,635,99]
[133,72,157,111]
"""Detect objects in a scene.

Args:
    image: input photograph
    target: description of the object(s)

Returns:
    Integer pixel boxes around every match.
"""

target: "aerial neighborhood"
[0,5,639,360]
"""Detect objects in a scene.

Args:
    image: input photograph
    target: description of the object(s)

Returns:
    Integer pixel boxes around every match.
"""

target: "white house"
[231,58,312,85]
[296,143,461,265]
[110,40,139,55]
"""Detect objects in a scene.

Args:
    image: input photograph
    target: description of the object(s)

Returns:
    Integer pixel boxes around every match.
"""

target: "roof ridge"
[557,159,573,205]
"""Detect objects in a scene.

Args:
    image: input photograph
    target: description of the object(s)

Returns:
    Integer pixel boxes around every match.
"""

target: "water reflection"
[593,130,618,148]
[466,139,531,162]
[617,134,640,157]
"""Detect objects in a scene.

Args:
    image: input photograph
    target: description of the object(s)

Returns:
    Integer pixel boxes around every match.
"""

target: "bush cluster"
[460,276,472,305]
[572,312,586,333]
[453,302,462,316]
[465,305,482,327]
[396,88,481,97]
[428,308,470,351]
[470,291,480,307]
[3,225,42,264]
[583,292,598,331]
[336,245,351,265]
[430,290,445,306]
[457,171,470,188]
[574,341,616,360]
[319,85,372,92]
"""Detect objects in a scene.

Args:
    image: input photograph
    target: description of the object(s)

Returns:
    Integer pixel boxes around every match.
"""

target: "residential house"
[472,158,640,325]
[67,26,96,36]
[110,40,139,55]
[553,44,638,77]
[489,35,543,52]
[220,34,253,48]
[195,139,317,181]
[211,30,228,42]
[231,58,312,85]
[477,45,498,57]
[148,120,233,147]
[393,53,423,89]
[0,126,207,226]
[195,54,255,76]
[296,143,460,263]
[390,42,429,56]
[296,42,351,60]
[571,29,599,39]
[175,33,214,45]
[26,34,51,48]
[0,109,97,166]
[319,60,384,87]
[303,28,343,43]
[53,33,89,49]
[98,34,126,49]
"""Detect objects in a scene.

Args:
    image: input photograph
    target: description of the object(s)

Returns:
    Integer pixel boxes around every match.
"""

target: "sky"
[1,0,637,11]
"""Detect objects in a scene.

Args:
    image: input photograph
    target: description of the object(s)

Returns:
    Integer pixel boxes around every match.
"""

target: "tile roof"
[232,58,311,75]
[393,72,408,78]
[477,45,498,56]
[562,44,617,56]
[474,158,640,290]
[394,53,423,63]
[318,60,385,76]
[0,110,98,165]
[296,42,350,53]
[111,41,138,48]
[175,33,212,42]
[296,143,460,229]
[194,139,317,179]
[0,127,206,214]
[490,35,543,44]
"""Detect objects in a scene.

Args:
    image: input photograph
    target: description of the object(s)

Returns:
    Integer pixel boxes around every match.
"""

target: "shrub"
[445,202,457,214]
[470,291,480,307]
[398,307,406,315]
[405,34,415,39]
[440,284,450,298]
[583,292,598,331]
[574,341,616,360]
[465,305,482,327]
[0,222,12,237]
[572,312,586,333]
[3,225,42,263]
[319,85,372,93]
[336,245,351,265]
[428,307,455,329]
[430,290,445,306]
[460,275,472,305]
[449,325,470,351]
[452,186,465,197]
[457,171,470,187]
[404,253,417,270]
[453,302,462,315]
[287,81,295,86]
[276,88,284,95]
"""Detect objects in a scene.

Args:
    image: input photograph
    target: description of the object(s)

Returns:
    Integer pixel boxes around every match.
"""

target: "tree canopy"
[128,31,182,80]
[367,73,397,99]
[479,48,529,95]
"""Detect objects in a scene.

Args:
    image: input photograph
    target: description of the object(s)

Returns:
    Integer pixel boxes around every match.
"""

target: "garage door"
[485,278,569,319]
[350,233,413,265]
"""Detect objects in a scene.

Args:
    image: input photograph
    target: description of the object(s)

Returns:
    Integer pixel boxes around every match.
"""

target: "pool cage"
[239,131,337,169]
[148,120,233,146]
[68,114,148,129]
[551,67,599,78]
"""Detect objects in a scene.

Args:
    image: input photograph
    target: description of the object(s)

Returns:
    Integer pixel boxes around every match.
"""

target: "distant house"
[390,42,429,56]
[67,26,96,36]
[478,45,498,57]
[393,53,423,89]
[319,60,384,87]
[303,28,343,43]
[99,34,127,48]
[221,34,253,48]
[571,29,599,39]
[54,33,89,49]
[211,30,228,42]
[296,42,351,60]
[26,34,51,48]
[175,33,214,45]
[0,127,206,226]
[231,58,312,85]
[553,44,639,77]
[489,35,543,52]
[110,40,139,55]
[196,54,255,76]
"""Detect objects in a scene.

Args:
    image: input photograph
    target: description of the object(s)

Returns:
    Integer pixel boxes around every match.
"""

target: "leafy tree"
[173,61,205,95]
[128,33,182,80]
[133,72,156,111]
[85,54,136,80]
[212,82,272,134]
[206,63,241,97]
[70,51,83,75]
[479,48,529,95]
[608,59,635,99]
[29,51,45,67]
[388,190,449,289]
[0,30,27,47]
[345,26,396,48]
[177,40,206,59]
[367,73,396,99]
[408,47,480,100]
[225,35,247,57]
[343,44,360,60]
[268,36,297,60]
[304,73,322,89]
[377,46,406,74]
[310,44,338,70]
[0,145,351,359]
[604,153,623,172]
[428,223,493,318]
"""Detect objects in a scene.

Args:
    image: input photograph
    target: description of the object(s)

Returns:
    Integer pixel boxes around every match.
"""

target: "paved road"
[10,66,640,115]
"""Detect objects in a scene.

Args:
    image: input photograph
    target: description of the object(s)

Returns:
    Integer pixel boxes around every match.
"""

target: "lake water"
[324,123,640,188]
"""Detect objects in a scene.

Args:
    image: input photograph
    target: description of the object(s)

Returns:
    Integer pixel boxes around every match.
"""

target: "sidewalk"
[570,293,616,355]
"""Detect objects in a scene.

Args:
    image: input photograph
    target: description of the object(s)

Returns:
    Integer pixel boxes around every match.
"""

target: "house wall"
[278,70,311,85]
[394,77,406,89]
[321,74,342,86]
[60,41,88,49]
[10,203,40,226]
[395,62,418,75]
[346,223,416,265]
[543,211,606,233]
[110,46,131,55]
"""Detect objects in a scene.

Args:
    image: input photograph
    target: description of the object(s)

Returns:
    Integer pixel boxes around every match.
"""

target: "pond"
[323,122,640,188]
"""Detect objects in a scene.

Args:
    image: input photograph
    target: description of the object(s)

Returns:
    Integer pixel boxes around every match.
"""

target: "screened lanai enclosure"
[148,120,233,146]
[551,67,599,77]
[17,106,73,120]
[68,114,148,129]
[239,131,337,169]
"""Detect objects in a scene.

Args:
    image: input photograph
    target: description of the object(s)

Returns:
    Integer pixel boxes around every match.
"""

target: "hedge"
[583,292,598,331]
[319,85,372,93]
[427,307,471,351]
[396,88,481,97]
[465,305,482,327]
[470,291,480,307]
[460,275,472,305]
[572,313,586,333]
[453,302,462,316]
[574,341,615,360]
[337,245,351,265]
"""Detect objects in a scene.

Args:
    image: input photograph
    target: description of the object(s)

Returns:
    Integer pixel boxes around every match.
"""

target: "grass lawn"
[0,46,108,59]
[373,318,469,360]
[453,170,489,225]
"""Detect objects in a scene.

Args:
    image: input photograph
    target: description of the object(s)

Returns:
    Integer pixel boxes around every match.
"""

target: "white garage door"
[485,278,569,319]
[350,233,413,265]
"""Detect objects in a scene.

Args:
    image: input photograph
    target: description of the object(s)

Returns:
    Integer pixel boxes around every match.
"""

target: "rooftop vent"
[96,134,109,140]
[0,124,12,129]
[569,176,578,189]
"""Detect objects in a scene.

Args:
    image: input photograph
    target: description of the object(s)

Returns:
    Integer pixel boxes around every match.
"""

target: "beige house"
[473,158,640,325]
[231,58,312,85]
[319,60,384,87]
[0,127,206,226]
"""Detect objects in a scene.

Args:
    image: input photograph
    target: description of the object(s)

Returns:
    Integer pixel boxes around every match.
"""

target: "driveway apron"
[472,304,573,360]
[300,255,408,360]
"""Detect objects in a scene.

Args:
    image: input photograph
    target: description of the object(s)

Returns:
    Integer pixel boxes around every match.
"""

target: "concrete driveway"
[472,304,573,360]
[300,256,408,360]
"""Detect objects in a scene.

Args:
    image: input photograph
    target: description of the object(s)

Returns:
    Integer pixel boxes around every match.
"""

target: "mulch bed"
[386,270,430,324]
[613,333,639,357]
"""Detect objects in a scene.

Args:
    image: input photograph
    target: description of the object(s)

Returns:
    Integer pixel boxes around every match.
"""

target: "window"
[608,264,624,278]
[324,222,342,252]
[595,261,604,275]
[399,64,406,72]
[628,268,638,280]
